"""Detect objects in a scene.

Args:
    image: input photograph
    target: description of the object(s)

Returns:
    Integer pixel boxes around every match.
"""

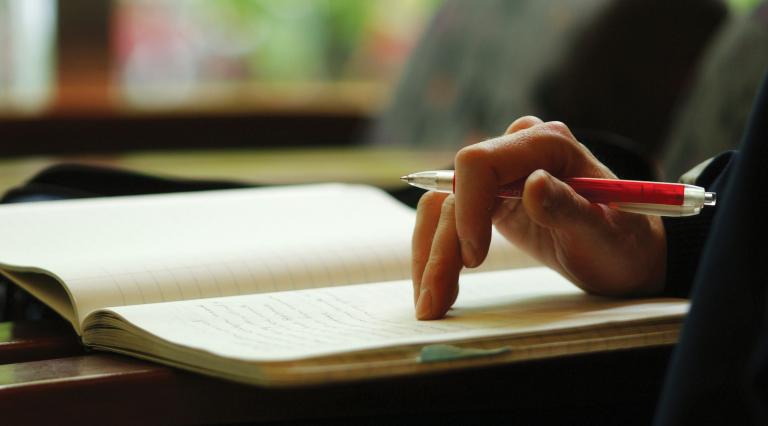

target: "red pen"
[400,170,716,217]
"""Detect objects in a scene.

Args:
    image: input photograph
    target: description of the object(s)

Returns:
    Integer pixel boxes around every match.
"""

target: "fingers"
[412,117,622,319]
[453,120,609,269]
[522,169,607,233]
[521,170,663,295]
[417,195,463,320]
[412,191,448,304]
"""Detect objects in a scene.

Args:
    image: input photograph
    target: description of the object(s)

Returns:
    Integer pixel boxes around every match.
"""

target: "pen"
[400,170,716,217]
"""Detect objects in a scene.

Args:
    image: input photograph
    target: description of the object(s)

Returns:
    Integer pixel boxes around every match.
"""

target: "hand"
[412,116,667,320]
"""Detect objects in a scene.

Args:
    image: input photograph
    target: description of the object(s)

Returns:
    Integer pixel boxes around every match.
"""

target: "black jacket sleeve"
[661,152,735,298]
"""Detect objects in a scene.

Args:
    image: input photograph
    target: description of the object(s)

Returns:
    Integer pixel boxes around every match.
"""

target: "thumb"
[522,169,606,232]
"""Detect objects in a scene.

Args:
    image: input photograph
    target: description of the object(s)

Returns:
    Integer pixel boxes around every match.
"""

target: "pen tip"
[400,175,410,182]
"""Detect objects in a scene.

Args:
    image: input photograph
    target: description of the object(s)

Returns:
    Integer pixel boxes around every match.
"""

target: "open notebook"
[0,184,687,386]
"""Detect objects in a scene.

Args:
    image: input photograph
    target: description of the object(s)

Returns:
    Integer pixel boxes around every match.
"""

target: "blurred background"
[0,0,438,115]
[0,0,449,190]
[0,0,767,191]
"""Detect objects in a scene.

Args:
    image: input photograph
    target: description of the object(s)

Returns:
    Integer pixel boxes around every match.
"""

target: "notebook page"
[0,184,535,326]
[0,184,411,323]
[92,267,688,362]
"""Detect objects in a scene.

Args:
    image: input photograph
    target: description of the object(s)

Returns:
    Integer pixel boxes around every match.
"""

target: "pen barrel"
[498,178,689,206]
[564,178,687,206]
[404,171,714,216]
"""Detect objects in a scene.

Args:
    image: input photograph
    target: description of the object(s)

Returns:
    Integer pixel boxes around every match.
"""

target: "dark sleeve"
[661,151,735,297]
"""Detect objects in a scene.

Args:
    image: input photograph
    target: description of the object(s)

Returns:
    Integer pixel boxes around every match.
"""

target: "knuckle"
[520,114,541,123]
[505,115,541,134]
[455,144,489,170]
[537,122,584,157]
[545,120,572,137]
[417,191,444,212]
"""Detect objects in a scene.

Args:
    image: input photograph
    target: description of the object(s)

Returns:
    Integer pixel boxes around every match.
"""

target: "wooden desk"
[0,320,674,425]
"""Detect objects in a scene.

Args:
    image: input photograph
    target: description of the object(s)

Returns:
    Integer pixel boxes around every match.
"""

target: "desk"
[0,320,674,425]
[0,147,455,196]
[0,151,673,424]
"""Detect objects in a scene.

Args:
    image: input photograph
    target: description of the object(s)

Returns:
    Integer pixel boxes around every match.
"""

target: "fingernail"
[460,239,478,268]
[416,288,433,319]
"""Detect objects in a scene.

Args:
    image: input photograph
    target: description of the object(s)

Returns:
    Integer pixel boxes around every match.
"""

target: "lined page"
[0,184,535,326]
[91,267,688,362]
